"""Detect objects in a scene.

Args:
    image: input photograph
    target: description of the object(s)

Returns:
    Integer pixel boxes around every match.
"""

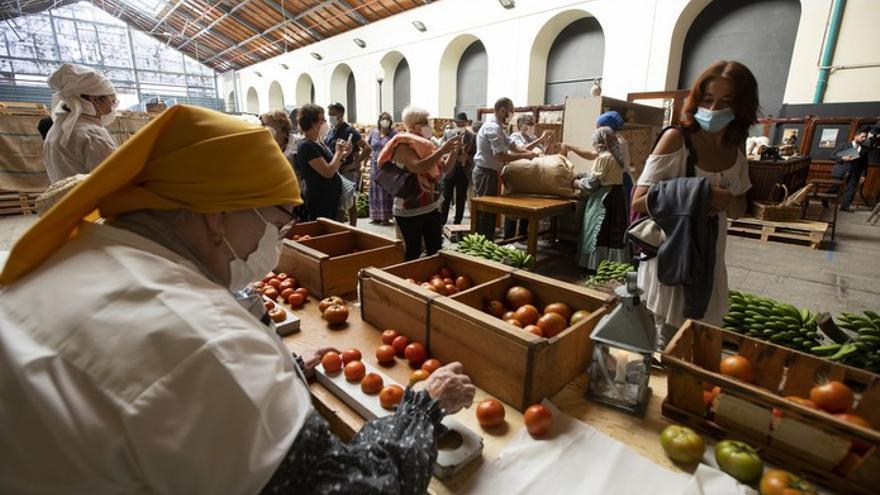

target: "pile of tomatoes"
[375,329,438,384]
[483,286,590,339]
[405,266,473,296]
[255,271,310,322]
[289,234,312,241]
[318,296,349,326]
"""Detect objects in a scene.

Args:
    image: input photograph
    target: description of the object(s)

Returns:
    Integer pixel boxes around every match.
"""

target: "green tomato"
[659,425,705,464]
[715,440,764,483]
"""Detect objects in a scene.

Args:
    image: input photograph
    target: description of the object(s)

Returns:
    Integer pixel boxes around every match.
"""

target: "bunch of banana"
[724,290,822,353]
[455,234,535,269]
[585,260,634,287]
[823,311,880,373]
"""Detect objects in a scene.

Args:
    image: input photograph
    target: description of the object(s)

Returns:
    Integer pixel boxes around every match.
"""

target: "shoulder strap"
[651,125,698,177]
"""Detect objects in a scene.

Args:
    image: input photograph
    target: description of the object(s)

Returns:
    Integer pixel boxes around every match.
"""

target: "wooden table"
[283,295,680,494]
[469,195,576,258]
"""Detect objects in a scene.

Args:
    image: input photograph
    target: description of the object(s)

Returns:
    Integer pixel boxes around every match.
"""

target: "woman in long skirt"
[368,112,396,225]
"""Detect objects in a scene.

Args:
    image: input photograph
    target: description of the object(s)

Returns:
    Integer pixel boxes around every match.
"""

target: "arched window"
[455,41,487,121]
[346,72,358,123]
[268,81,284,109]
[393,58,411,122]
[678,0,800,116]
[544,17,604,104]
[246,87,259,114]
[226,91,236,112]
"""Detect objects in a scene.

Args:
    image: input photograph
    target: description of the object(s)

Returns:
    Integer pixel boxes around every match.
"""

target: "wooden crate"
[277,227,403,298]
[287,217,350,239]
[662,320,880,495]
[359,252,515,345]
[430,271,613,411]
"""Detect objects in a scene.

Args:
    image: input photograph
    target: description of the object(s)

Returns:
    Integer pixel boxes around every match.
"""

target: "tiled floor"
[1,205,877,315]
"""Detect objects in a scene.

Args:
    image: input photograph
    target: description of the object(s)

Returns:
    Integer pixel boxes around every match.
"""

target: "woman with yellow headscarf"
[0,105,473,494]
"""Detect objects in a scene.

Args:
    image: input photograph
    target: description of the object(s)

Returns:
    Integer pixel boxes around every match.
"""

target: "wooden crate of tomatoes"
[278,223,403,299]
[358,251,516,345]
[429,271,613,411]
[662,320,880,495]
[286,217,349,241]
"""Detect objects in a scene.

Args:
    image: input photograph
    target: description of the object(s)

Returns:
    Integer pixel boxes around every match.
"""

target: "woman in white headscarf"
[43,63,119,184]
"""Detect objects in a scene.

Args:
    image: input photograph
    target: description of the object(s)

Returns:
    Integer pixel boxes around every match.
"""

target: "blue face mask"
[694,107,735,134]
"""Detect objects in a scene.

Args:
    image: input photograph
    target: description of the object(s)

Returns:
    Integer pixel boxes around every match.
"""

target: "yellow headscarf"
[1,105,301,286]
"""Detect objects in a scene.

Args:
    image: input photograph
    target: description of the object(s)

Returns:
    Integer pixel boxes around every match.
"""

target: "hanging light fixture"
[279,63,289,70]
[353,38,366,48]
[497,0,515,9]
[412,20,427,32]
[253,71,263,78]
[310,52,323,61]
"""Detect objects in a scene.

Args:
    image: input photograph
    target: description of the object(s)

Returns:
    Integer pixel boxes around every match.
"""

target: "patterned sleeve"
[260,388,446,495]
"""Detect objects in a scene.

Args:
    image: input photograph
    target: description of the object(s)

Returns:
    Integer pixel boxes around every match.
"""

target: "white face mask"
[526,125,536,136]
[329,115,339,127]
[420,126,433,140]
[222,210,281,291]
[318,121,330,140]
[101,111,117,127]
[380,119,391,129]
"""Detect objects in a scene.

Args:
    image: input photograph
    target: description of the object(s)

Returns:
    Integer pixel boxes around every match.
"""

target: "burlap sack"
[500,154,576,198]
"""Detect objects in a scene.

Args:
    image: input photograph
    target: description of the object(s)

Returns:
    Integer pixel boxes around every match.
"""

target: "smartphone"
[347,134,353,143]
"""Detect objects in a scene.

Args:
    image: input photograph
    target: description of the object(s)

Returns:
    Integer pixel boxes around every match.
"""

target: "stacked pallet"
[0,191,40,216]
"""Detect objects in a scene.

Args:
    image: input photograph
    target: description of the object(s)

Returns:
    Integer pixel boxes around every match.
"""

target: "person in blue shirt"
[325,102,371,225]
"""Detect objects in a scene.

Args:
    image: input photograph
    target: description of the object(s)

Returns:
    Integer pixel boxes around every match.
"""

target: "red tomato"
[392,335,410,357]
[262,271,276,283]
[430,278,447,295]
[341,348,362,365]
[344,361,366,382]
[376,345,396,365]
[321,351,342,374]
[835,413,873,450]
[263,300,275,310]
[380,385,405,409]
[421,358,442,374]
[421,282,438,293]
[287,293,305,308]
[280,288,296,301]
[318,296,344,313]
[381,329,399,345]
[323,304,349,326]
[505,286,534,309]
[543,302,572,322]
[445,284,458,295]
[536,312,567,338]
[486,300,507,318]
[506,318,523,328]
[502,311,516,321]
[268,307,286,323]
[455,275,473,290]
[294,287,309,299]
[279,278,295,290]
[524,325,543,337]
[720,355,754,383]
[810,381,854,413]
[360,373,383,394]
[263,287,279,301]
[276,273,288,280]
[439,267,455,279]
[267,278,282,289]
[524,404,553,436]
[404,342,427,368]
[476,399,506,428]
[514,304,540,326]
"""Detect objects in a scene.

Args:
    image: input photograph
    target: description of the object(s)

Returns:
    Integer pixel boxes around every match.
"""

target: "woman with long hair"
[631,60,758,348]
[367,112,397,225]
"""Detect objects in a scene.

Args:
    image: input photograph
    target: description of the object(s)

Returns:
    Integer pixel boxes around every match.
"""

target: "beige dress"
[636,145,751,330]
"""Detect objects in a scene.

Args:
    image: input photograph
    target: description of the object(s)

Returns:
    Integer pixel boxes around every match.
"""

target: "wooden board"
[728,217,829,249]
[662,320,880,495]
[431,272,613,410]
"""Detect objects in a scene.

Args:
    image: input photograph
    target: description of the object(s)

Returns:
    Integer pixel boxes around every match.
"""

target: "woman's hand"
[440,134,461,155]
[335,139,352,156]
[413,362,475,414]
[300,347,340,379]
[710,186,733,213]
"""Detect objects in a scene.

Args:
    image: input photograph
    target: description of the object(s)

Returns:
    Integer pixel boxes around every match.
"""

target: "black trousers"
[441,165,469,224]
[395,209,443,261]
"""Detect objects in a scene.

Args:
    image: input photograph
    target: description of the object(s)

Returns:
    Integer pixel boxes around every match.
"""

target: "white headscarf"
[47,64,117,146]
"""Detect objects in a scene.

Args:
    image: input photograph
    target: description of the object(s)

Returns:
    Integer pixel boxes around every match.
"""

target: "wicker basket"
[752,184,801,222]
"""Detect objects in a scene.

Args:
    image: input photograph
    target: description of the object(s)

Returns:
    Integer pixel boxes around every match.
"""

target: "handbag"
[339,172,358,210]
[625,126,697,260]
[374,161,421,199]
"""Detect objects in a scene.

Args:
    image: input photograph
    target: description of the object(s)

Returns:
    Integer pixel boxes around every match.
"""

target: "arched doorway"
[331,64,356,121]
[295,73,314,105]
[392,59,411,122]
[455,40,488,121]
[268,81,284,109]
[544,17,604,104]
[347,72,358,123]
[246,87,259,113]
[226,91,236,112]
[677,0,800,116]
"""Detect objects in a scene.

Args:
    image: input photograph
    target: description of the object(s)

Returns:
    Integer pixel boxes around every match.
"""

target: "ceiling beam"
[331,0,367,25]
[215,3,285,50]
[262,0,323,42]
[176,0,259,51]
[148,0,184,34]
[202,1,329,64]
